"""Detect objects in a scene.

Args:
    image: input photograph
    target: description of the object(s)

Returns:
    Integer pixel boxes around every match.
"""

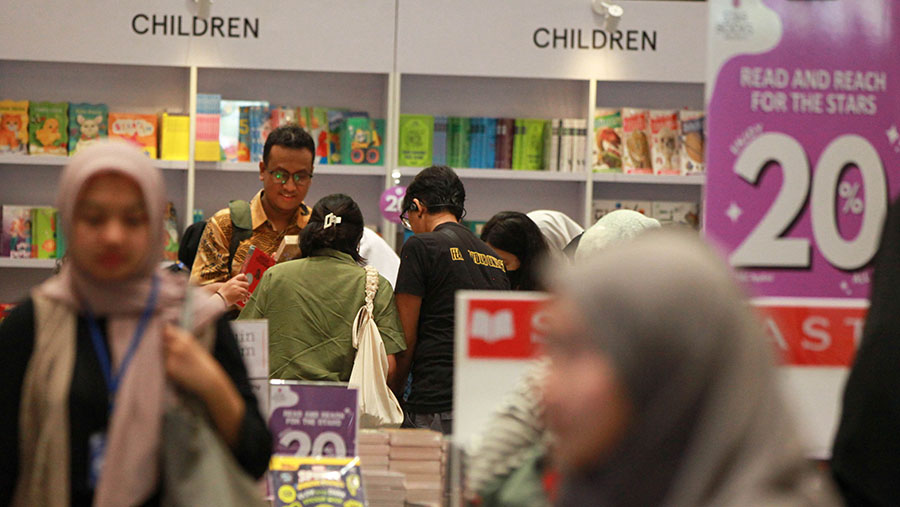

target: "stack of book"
[386,429,446,507]
[358,429,392,473]
[361,470,406,507]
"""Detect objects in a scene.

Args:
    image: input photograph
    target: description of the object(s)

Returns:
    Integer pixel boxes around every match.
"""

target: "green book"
[455,118,471,168]
[398,114,434,167]
[518,118,548,170]
[31,207,57,259]
[369,118,385,165]
[340,115,373,165]
[511,119,524,170]
[447,117,461,167]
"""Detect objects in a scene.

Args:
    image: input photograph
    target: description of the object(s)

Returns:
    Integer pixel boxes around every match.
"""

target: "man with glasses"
[190,124,314,300]
[390,165,510,434]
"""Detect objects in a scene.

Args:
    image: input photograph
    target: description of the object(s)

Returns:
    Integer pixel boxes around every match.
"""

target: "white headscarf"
[574,209,660,263]
[526,210,583,253]
[553,230,839,506]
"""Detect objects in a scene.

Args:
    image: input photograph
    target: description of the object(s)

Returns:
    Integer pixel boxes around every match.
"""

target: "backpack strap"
[227,199,253,276]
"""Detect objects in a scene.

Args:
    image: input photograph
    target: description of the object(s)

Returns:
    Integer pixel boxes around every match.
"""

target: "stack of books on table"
[359,430,406,507]
[386,429,446,507]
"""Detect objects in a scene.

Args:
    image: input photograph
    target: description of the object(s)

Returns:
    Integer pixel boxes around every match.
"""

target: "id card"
[88,431,107,488]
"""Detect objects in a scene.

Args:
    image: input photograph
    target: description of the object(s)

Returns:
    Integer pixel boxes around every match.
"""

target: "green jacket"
[239,249,406,381]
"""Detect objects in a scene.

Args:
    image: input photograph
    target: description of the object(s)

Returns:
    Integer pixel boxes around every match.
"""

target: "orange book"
[108,112,158,158]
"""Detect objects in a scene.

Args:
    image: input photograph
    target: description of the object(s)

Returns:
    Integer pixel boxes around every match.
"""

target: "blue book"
[197,93,222,115]
[433,116,448,166]
[248,105,270,163]
[468,118,483,168]
[483,118,497,169]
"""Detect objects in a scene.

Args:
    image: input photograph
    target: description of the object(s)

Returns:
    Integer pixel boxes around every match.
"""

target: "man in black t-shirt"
[391,166,510,434]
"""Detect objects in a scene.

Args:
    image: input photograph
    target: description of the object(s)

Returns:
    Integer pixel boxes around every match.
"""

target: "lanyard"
[84,275,160,414]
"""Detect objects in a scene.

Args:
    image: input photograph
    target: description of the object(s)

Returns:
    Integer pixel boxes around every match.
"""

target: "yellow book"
[159,113,189,161]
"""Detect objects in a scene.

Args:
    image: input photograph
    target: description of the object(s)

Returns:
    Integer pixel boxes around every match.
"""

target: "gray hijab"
[553,230,838,506]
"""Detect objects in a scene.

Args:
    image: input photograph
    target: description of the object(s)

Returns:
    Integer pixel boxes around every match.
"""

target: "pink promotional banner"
[705,0,899,301]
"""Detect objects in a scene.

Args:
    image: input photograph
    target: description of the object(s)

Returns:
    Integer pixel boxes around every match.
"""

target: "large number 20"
[730,133,888,271]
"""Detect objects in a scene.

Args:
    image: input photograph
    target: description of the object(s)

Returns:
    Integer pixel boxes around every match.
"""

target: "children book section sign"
[269,382,359,458]
[705,0,900,366]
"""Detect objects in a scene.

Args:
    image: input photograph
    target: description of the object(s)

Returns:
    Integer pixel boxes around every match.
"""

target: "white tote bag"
[349,265,404,428]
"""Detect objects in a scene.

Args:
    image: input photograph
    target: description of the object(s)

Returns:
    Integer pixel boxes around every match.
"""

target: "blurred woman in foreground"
[542,230,838,506]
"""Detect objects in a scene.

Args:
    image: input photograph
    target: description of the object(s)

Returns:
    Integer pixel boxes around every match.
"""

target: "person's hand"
[216,273,250,307]
[163,323,227,399]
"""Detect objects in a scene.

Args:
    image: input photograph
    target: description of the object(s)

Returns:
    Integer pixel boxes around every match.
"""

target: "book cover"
[159,112,190,161]
[482,118,497,169]
[0,100,29,155]
[31,207,56,259]
[195,112,221,161]
[108,112,158,158]
[649,109,681,175]
[446,117,470,168]
[2,205,32,258]
[237,244,276,308]
[269,106,297,129]
[593,108,623,173]
[68,103,108,155]
[622,108,651,174]
[269,457,365,507]
[518,118,547,170]
[196,93,221,115]
[221,100,267,162]
[494,118,514,169]
[309,107,330,164]
[295,106,310,130]
[680,110,705,174]
[340,114,379,165]
[558,119,573,173]
[248,105,271,163]
[652,201,701,230]
[56,224,66,259]
[468,117,485,168]
[544,118,561,172]
[511,119,524,170]
[29,101,68,156]
[432,115,448,166]
[237,106,251,162]
[398,114,434,167]
[368,118,385,165]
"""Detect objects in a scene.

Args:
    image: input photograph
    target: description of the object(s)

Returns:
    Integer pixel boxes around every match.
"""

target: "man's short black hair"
[263,124,315,166]
[402,165,466,220]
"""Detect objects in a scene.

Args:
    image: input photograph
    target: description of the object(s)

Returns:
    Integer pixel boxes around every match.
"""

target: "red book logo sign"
[467,299,545,359]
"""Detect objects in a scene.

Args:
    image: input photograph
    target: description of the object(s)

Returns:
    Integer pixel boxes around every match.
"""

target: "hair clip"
[324,212,342,229]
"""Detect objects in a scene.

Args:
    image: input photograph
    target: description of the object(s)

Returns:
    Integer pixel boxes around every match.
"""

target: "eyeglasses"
[268,169,313,186]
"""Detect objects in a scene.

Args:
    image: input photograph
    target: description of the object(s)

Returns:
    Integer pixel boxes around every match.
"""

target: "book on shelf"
[593,108,624,173]
[109,112,158,158]
[511,119,524,170]
[446,117,471,169]
[163,202,179,262]
[196,93,221,115]
[432,115,448,166]
[482,117,497,170]
[649,109,680,175]
[2,205,34,258]
[467,117,485,168]
[221,100,267,162]
[592,199,701,230]
[622,108,652,174]
[559,118,575,172]
[159,112,190,161]
[399,114,434,167]
[574,118,588,172]
[514,118,547,171]
[494,118,514,169]
[31,207,57,259]
[247,105,271,163]
[67,103,108,155]
[308,107,330,164]
[544,118,561,172]
[196,94,222,162]
[29,101,68,156]
[237,245,276,308]
[680,110,705,174]
[340,114,384,165]
[0,100,29,155]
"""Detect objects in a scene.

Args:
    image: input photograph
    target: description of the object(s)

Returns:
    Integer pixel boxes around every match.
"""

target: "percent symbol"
[839,182,863,215]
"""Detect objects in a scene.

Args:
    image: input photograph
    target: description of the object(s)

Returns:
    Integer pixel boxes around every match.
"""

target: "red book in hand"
[237,245,276,308]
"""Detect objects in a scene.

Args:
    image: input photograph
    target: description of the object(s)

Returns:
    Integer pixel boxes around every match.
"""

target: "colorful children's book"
[433,115,448,166]
[622,108,652,174]
[163,202,179,262]
[237,245,276,308]
[248,105,271,163]
[0,100,29,154]
[593,108,623,172]
[308,107,330,164]
[2,205,33,258]
[516,118,547,170]
[652,201,701,230]
[195,112,221,161]
[29,102,68,155]
[68,103,108,155]
[511,119,524,170]
[544,119,561,172]
[650,110,681,175]
[494,118,515,169]
[221,100,267,162]
[159,113,190,160]
[468,117,485,168]
[196,93,221,115]
[237,106,252,162]
[31,207,56,259]
[108,112,158,158]
[680,110,705,174]
[369,118,385,166]
[269,106,297,130]
[340,114,381,165]
[398,114,434,167]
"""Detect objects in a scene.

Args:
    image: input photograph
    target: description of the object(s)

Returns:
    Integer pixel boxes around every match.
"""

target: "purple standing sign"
[268,382,359,458]
[705,0,899,300]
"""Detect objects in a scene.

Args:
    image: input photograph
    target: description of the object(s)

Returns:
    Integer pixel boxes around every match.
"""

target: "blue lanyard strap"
[85,275,160,413]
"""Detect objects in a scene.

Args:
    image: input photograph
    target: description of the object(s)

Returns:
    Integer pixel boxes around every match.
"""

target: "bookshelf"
[0,0,709,302]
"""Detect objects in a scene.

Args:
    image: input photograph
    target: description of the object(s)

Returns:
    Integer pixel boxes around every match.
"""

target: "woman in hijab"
[0,141,271,506]
[542,229,838,506]
[525,210,583,261]
[831,197,900,505]
[574,209,660,262]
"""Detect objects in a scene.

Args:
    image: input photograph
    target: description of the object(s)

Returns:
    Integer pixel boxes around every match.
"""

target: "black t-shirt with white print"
[395,221,510,414]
